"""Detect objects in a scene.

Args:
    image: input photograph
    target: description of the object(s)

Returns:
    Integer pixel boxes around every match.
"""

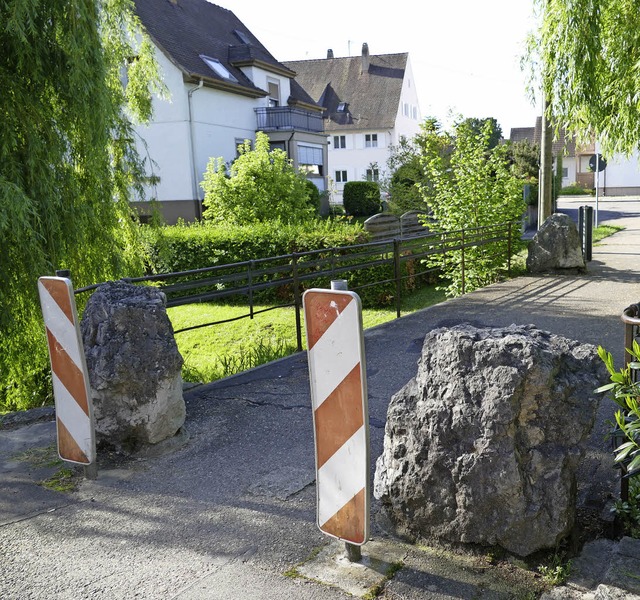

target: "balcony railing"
[255,107,324,133]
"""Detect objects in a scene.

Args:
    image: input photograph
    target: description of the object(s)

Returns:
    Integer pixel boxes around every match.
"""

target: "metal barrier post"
[460,229,466,295]
[292,253,303,352]
[579,205,593,262]
[507,222,512,277]
[393,238,401,319]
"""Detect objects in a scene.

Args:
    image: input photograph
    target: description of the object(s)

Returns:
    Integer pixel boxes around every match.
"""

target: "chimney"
[327,49,334,59]
[361,43,370,74]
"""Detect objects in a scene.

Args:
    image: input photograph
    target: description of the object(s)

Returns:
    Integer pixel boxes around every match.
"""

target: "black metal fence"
[74,222,518,351]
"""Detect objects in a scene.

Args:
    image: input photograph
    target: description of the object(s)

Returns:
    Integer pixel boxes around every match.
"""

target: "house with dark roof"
[510,118,592,190]
[284,44,421,204]
[132,0,327,223]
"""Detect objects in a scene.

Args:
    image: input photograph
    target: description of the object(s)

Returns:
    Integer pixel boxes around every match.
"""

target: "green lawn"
[167,284,447,384]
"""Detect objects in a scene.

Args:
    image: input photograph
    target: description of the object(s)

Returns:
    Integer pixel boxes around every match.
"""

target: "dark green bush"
[304,180,321,214]
[343,181,381,216]
[559,183,592,196]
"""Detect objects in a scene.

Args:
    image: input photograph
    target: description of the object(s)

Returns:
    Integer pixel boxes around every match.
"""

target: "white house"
[133,0,327,223]
[284,44,422,205]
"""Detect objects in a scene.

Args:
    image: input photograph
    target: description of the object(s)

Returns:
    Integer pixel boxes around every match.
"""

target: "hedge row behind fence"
[138,219,435,307]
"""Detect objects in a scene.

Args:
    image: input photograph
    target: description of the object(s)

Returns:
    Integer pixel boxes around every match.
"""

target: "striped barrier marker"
[38,276,96,465]
[303,284,370,549]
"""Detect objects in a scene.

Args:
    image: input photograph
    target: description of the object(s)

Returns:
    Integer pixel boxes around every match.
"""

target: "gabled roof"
[134,0,311,103]
[284,51,408,132]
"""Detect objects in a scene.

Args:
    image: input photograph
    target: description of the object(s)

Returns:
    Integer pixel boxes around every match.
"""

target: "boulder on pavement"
[527,213,586,273]
[81,281,185,451]
[374,323,605,557]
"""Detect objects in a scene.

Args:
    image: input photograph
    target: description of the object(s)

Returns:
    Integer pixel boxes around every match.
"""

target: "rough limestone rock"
[374,324,605,557]
[81,281,185,451]
[527,213,586,273]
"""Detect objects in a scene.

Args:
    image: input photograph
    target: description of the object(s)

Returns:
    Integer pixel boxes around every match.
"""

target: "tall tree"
[0,0,160,411]
[533,0,640,156]
[419,119,524,296]
[456,117,503,150]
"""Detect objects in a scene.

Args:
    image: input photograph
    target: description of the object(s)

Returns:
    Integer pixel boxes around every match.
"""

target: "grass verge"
[168,284,447,384]
[593,224,624,244]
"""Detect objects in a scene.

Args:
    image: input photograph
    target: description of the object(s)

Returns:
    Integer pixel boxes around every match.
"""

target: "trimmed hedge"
[140,219,368,274]
[139,219,433,308]
[343,181,381,216]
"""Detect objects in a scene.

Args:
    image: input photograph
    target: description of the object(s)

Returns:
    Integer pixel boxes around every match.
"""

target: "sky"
[226,0,542,139]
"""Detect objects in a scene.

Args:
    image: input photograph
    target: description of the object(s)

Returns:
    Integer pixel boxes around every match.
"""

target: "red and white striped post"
[38,275,96,472]
[303,280,370,561]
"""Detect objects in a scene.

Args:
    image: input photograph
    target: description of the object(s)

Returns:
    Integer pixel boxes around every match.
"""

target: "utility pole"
[538,94,554,228]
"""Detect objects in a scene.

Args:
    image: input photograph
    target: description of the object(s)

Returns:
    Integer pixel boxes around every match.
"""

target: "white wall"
[328,132,390,202]
[134,48,194,204]
[393,56,422,144]
[600,151,640,190]
[562,156,577,187]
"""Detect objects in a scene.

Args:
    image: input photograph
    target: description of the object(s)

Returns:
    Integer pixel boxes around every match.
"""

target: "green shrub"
[304,180,321,214]
[559,183,592,196]
[140,219,369,275]
[343,181,381,216]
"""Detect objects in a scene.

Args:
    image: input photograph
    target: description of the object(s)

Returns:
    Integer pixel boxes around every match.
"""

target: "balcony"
[255,107,324,133]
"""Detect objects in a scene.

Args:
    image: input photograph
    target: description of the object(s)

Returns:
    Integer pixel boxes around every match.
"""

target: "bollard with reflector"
[303,280,370,561]
[38,275,96,472]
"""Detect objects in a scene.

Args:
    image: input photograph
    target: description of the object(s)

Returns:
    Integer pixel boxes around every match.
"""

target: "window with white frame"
[365,134,378,148]
[267,78,280,107]
[335,170,348,183]
[333,135,346,149]
[366,168,379,182]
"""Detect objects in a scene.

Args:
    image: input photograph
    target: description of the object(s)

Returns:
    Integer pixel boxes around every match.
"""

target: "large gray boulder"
[81,281,185,452]
[374,324,605,557]
[527,213,586,273]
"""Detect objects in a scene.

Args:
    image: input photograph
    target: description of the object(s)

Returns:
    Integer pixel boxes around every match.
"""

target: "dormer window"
[199,55,238,82]
[337,102,348,112]
[233,29,251,44]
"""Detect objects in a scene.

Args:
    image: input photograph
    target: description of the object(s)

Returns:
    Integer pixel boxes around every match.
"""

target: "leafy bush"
[304,180,321,214]
[202,132,313,224]
[141,219,368,275]
[418,118,525,297]
[559,183,592,196]
[343,181,381,216]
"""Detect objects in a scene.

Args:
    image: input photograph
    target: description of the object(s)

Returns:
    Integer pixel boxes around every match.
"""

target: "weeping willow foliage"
[532,0,640,157]
[0,0,161,411]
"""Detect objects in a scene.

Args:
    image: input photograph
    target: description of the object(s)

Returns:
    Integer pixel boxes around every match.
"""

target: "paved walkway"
[1,198,640,599]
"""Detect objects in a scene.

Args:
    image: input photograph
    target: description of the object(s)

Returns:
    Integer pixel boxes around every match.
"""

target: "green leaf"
[595,382,617,393]
[615,442,636,462]
[626,453,640,473]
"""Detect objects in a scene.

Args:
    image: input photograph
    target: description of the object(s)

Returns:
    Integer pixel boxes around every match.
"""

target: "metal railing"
[255,107,324,133]
[74,222,517,352]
